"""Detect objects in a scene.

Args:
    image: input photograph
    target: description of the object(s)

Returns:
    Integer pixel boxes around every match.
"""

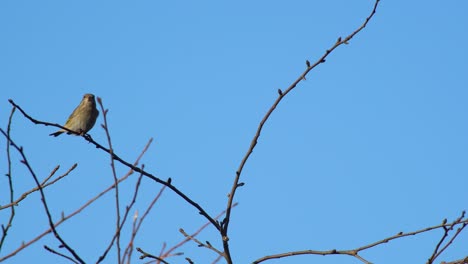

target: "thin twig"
[124,184,167,263]
[0,107,16,250]
[135,203,238,264]
[222,1,381,263]
[136,247,170,264]
[103,169,144,264]
[0,164,78,210]
[44,245,80,264]
[160,203,239,261]
[427,212,467,264]
[211,254,223,264]
[156,242,167,264]
[441,256,468,264]
[0,129,85,264]
[122,211,140,264]
[0,138,153,262]
[96,97,122,263]
[179,229,223,256]
[251,216,468,264]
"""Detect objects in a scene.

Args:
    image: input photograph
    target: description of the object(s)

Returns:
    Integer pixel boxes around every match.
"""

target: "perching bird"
[49,94,99,137]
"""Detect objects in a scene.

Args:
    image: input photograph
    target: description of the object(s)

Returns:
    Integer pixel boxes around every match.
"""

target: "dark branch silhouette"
[252,213,468,264]
[0,129,85,264]
[0,138,153,262]
[221,0,381,262]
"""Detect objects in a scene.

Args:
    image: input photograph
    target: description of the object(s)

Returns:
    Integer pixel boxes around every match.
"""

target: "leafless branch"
[98,170,144,263]
[96,97,122,263]
[252,215,468,263]
[427,211,467,264]
[159,203,238,262]
[441,256,468,264]
[44,245,80,264]
[221,0,381,263]
[211,254,223,264]
[122,183,167,264]
[0,138,153,262]
[0,107,16,250]
[136,247,170,264]
[0,164,78,210]
[179,228,223,256]
[135,203,238,264]
[0,129,85,263]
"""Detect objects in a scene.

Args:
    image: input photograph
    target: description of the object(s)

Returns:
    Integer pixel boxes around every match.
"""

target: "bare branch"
[96,97,122,263]
[0,107,16,250]
[136,247,170,264]
[0,138,153,262]
[135,203,238,264]
[252,215,468,264]
[0,129,85,264]
[160,203,238,261]
[0,164,78,210]
[122,183,167,264]
[427,212,467,264]
[179,228,223,257]
[44,245,80,264]
[105,170,144,264]
[441,256,468,264]
[222,0,381,263]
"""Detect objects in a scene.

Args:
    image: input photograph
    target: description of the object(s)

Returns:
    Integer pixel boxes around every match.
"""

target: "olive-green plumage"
[50,94,99,137]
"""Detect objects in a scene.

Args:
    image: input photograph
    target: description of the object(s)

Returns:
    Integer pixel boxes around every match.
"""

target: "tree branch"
[252,215,468,264]
[0,107,16,250]
[0,129,85,264]
[0,138,153,262]
[221,0,381,263]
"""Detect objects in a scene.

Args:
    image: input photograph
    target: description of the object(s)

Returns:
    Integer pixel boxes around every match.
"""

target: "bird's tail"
[49,131,64,137]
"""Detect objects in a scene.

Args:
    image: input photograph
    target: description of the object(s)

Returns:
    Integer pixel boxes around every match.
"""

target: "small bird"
[50,94,99,137]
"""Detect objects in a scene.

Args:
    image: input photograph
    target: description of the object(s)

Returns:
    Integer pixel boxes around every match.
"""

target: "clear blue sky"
[1,1,467,263]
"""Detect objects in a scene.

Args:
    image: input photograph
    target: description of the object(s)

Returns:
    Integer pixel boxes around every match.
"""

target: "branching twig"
[427,212,467,264]
[0,107,16,250]
[96,97,122,263]
[135,203,238,264]
[211,254,223,264]
[98,170,144,263]
[136,247,170,264]
[44,245,80,264]
[0,138,153,262]
[160,203,239,261]
[221,1,381,263]
[251,215,468,264]
[0,164,78,210]
[441,256,468,264]
[179,229,223,256]
[0,129,85,264]
[9,99,220,231]
[122,183,167,264]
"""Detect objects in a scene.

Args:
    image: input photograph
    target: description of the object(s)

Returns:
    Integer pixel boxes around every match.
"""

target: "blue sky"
[1,1,467,263]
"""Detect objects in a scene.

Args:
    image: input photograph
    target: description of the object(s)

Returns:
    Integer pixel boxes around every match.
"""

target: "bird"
[49,94,99,137]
